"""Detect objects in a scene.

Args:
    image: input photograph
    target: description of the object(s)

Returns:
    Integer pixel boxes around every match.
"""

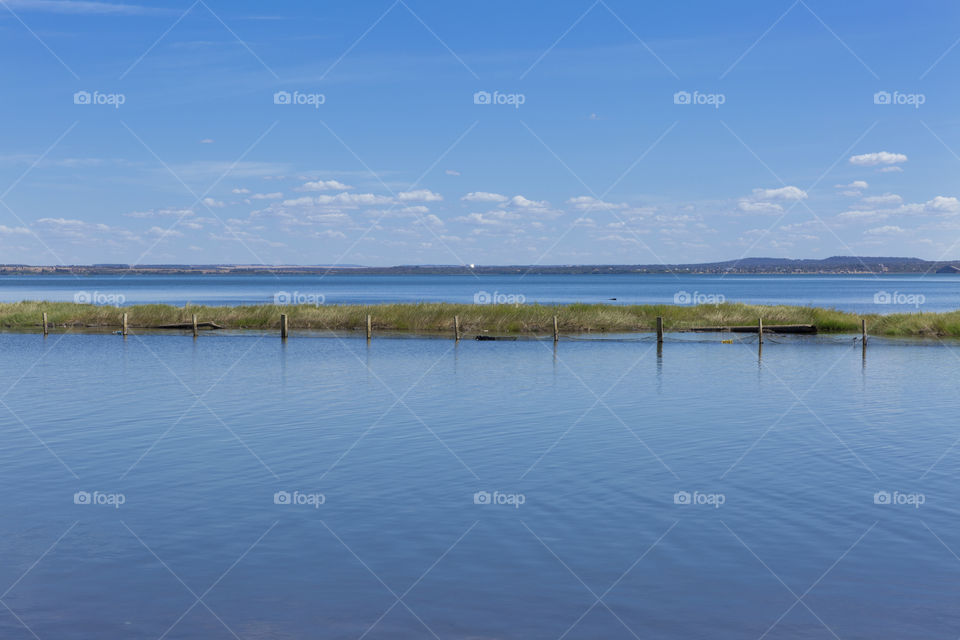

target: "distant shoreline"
[6,301,960,338]
[0,256,957,275]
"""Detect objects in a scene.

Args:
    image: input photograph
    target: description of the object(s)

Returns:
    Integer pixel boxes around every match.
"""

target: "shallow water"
[1,333,958,639]
[3,272,959,312]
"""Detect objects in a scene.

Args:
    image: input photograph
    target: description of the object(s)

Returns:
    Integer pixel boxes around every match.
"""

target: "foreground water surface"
[0,332,957,638]
[2,272,958,312]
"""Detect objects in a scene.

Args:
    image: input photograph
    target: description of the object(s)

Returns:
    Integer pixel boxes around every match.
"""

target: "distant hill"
[0,256,957,275]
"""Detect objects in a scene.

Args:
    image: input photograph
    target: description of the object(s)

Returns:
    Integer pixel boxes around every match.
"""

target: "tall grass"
[5,301,960,337]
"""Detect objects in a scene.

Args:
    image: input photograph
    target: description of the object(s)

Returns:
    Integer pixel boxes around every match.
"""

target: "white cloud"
[835,180,868,196]
[146,226,183,239]
[125,208,193,219]
[878,166,904,173]
[507,195,548,209]
[566,196,626,211]
[849,151,908,167]
[281,196,314,207]
[462,191,508,203]
[200,139,214,144]
[445,169,461,176]
[0,225,31,235]
[231,188,251,194]
[751,186,808,201]
[299,180,353,191]
[280,193,394,208]
[3,0,169,15]
[838,180,869,190]
[249,192,283,200]
[319,193,392,206]
[865,225,905,235]
[202,197,225,208]
[926,196,960,213]
[312,230,346,239]
[837,209,886,221]
[398,189,443,202]
[862,194,903,206]
[739,201,781,212]
[738,185,807,212]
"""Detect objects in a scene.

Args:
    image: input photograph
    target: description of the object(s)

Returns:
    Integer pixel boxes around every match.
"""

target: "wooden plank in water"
[153,321,223,330]
[686,324,816,334]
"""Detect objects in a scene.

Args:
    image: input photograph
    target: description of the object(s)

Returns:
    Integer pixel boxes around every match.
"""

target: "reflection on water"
[0,332,958,638]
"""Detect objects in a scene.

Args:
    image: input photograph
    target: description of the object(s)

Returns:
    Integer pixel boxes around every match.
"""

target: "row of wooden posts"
[37,313,870,345]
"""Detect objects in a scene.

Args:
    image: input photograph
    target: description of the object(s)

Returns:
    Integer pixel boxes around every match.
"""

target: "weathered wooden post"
[42,312,48,336]
[454,315,461,341]
[656,316,663,345]
[192,314,198,338]
[553,316,559,343]
[758,318,763,345]
[861,319,867,345]
[366,314,372,340]
[280,313,288,339]
[122,313,128,336]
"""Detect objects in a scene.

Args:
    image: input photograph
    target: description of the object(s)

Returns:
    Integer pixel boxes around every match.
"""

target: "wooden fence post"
[192,314,198,338]
[366,314,372,340]
[553,316,559,343]
[42,312,48,336]
[122,313,128,336]
[280,314,288,339]
[656,316,663,344]
[454,315,461,341]
[758,318,763,344]
[861,319,867,345]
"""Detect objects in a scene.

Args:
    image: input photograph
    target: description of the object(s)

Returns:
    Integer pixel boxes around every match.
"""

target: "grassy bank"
[3,301,960,337]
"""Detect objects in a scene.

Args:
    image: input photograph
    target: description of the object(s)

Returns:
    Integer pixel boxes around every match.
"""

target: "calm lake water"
[1,331,958,638]
[2,272,959,312]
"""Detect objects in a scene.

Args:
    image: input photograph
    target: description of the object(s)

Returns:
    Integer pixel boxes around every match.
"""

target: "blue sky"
[1,0,960,266]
